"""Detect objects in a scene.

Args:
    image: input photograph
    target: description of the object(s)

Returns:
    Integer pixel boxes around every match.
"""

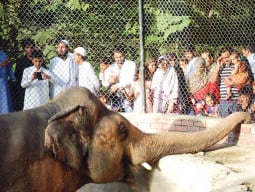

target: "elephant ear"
[48,105,81,124]
[45,105,90,170]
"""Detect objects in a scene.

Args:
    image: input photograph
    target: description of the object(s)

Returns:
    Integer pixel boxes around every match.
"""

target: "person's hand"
[146,89,153,101]
[100,67,105,73]
[108,75,118,84]
[0,59,8,67]
[32,72,38,80]
[251,104,255,112]
[216,56,224,67]
[42,72,51,79]
[196,103,204,110]
[215,109,220,117]
[167,102,174,113]
[191,97,196,105]
[120,87,126,94]
[110,84,118,93]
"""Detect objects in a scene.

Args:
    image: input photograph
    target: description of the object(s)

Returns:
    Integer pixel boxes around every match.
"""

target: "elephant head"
[44,87,251,187]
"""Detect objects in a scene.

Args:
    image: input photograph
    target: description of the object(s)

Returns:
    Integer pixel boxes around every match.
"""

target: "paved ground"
[78,144,255,192]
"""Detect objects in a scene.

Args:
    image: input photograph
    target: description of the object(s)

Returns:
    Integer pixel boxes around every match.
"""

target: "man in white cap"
[49,39,78,98]
[73,46,99,95]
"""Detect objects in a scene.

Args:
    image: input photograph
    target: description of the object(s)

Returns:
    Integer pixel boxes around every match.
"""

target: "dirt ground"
[78,144,255,192]
[204,144,255,192]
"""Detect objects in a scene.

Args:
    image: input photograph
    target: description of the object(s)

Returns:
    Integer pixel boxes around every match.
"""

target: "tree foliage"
[0,0,255,65]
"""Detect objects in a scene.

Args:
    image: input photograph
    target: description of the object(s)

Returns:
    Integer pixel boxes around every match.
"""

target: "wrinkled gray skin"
[0,87,251,192]
[0,87,103,192]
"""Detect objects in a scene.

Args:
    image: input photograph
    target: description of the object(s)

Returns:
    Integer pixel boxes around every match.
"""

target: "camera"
[37,72,43,80]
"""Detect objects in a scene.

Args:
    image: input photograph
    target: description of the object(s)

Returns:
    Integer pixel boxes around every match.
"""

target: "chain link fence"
[1,0,255,116]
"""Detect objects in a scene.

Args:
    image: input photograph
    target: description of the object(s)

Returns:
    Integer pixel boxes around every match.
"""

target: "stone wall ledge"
[122,112,255,147]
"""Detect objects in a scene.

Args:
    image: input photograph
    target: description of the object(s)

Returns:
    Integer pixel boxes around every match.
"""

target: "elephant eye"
[118,123,128,141]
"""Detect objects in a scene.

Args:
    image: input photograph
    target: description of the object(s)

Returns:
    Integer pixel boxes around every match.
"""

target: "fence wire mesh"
[1,0,255,117]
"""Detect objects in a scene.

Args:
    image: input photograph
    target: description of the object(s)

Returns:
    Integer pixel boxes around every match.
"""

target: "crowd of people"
[1,38,255,119]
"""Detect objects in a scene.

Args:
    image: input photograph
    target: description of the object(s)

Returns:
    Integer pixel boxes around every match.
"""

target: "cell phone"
[37,72,43,80]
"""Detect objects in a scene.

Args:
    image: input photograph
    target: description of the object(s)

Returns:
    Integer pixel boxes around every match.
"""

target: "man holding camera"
[21,49,56,110]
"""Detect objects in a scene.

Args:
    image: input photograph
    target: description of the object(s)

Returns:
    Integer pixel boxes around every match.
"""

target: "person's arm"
[69,59,79,87]
[120,87,129,99]
[42,69,57,84]
[91,72,100,92]
[49,58,68,86]
[231,64,238,75]
[7,62,16,81]
[21,68,36,88]
[0,59,8,67]
[120,86,133,101]
[251,103,255,113]
[208,57,222,83]
[225,71,249,87]
[0,51,8,67]
[215,106,220,117]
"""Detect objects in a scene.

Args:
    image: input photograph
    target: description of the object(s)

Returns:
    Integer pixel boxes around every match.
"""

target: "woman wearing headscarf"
[151,55,180,114]
[188,57,219,115]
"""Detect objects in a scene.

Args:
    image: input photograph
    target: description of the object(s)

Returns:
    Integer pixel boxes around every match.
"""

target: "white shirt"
[78,61,100,95]
[99,66,114,88]
[247,53,255,80]
[49,52,78,98]
[110,59,136,89]
[21,66,56,110]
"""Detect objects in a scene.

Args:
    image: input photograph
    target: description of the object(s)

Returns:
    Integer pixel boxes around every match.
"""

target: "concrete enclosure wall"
[122,113,255,147]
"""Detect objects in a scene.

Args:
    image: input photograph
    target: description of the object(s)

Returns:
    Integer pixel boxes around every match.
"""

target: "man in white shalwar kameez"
[73,47,99,95]
[49,39,78,98]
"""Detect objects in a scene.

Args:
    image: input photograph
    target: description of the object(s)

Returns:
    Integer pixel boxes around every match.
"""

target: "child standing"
[98,57,114,88]
[21,49,56,110]
[204,93,220,117]
[121,68,152,112]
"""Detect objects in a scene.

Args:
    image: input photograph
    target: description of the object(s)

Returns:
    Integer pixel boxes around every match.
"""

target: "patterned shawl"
[189,57,213,94]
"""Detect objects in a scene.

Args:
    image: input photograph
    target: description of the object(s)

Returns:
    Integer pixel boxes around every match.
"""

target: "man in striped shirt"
[213,47,239,117]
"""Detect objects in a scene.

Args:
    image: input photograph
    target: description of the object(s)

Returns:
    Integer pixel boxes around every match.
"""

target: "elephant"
[0,87,251,192]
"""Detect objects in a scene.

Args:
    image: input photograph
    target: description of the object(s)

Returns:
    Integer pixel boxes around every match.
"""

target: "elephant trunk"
[130,112,251,165]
